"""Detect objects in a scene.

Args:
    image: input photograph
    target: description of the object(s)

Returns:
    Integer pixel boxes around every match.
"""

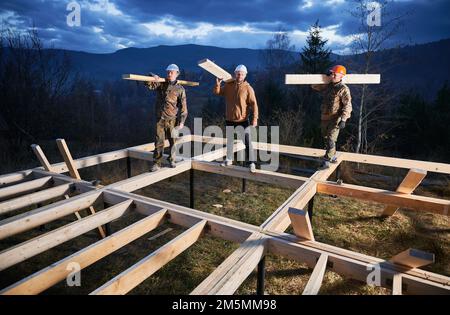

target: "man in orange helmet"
[312,65,352,169]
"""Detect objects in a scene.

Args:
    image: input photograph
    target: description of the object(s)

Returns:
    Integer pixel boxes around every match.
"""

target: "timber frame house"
[0,135,449,295]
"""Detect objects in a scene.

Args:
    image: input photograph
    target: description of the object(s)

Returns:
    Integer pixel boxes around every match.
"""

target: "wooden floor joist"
[191,232,267,295]
[1,209,167,295]
[0,183,72,215]
[302,253,328,295]
[0,199,133,271]
[382,168,427,216]
[0,176,53,200]
[91,219,207,295]
[0,190,102,240]
[317,181,450,216]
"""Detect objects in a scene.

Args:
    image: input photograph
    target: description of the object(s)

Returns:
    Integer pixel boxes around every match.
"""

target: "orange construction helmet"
[330,65,347,76]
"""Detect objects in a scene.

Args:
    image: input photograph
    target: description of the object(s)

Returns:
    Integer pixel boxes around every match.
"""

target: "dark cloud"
[0,0,449,54]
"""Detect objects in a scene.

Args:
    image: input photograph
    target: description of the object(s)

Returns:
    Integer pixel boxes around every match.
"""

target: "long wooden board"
[197,59,233,82]
[122,74,199,87]
[285,74,381,85]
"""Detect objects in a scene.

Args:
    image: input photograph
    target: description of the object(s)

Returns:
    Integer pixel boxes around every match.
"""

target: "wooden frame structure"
[0,135,449,295]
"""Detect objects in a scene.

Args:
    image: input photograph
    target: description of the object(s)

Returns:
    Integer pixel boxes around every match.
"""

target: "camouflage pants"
[154,118,177,165]
[321,118,340,161]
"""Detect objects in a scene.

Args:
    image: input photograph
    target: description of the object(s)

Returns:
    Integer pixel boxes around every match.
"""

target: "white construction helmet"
[166,64,180,72]
[234,64,248,73]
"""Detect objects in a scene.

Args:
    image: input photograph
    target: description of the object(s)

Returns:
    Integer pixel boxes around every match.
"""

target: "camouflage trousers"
[154,118,177,165]
[321,118,340,161]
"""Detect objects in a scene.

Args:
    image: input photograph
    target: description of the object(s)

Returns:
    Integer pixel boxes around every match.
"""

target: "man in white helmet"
[146,64,188,171]
[213,64,259,172]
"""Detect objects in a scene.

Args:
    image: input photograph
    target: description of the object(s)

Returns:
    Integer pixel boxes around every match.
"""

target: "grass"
[0,158,448,295]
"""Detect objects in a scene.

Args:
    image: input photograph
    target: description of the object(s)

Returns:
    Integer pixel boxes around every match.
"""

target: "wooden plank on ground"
[285,74,381,85]
[198,59,233,82]
[382,169,427,216]
[91,219,206,295]
[302,253,328,295]
[288,207,315,241]
[390,249,435,269]
[1,209,167,295]
[0,200,133,271]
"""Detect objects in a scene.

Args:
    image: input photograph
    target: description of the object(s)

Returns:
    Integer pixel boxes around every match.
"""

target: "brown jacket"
[312,81,352,122]
[146,80,188,125]
[213,80,259,124]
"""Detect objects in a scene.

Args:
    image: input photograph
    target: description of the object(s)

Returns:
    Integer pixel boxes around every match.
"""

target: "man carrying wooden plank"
[213,64,259,172]
[311,65,352,169]
[146,64,188,171]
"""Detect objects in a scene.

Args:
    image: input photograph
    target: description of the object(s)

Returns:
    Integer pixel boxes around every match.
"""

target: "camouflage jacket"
[312,81,352,122]
[146,80,188,125]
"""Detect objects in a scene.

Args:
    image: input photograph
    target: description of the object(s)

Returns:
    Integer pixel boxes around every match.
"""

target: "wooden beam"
[285,74,381,85]
[0,176,53,200]
[1,209,167,295]
[261,180,317,232]
[0,191,102,240]
[342,152,450,175]
[122,74,199,87]
[192,160,306,189]
[48,148,129,174]
[56,139,81,179]
[56,139,106,238]
[390,249,435,269]
[91,219,206,295]
[0,199,133,271]
[191,232,266,295]
[267,236,449,294]
[392,274,402,295]
[0,183,72,215]
[104,190,256,243]
[0,171,33,187]
[31,144,53,172]
[382,169,427,216]
[109,160,191,192]
[302,253,328,295]
[317,181,450,216]
[288,207,315,241]
[128,148,154,161]
[197,59,233,82]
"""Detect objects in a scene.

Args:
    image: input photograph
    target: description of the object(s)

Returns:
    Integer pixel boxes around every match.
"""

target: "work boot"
[249,163,256,173]
[221,159,233,167]
[319,160,331,170]
[170,161,176,168]
[151,163,161,172]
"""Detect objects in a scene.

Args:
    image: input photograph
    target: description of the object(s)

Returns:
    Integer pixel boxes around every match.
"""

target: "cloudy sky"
[1,0,449,54]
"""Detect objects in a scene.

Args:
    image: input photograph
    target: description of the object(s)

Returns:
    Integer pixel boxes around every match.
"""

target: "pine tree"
[300,20,332,74]
[298,21,332,148]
